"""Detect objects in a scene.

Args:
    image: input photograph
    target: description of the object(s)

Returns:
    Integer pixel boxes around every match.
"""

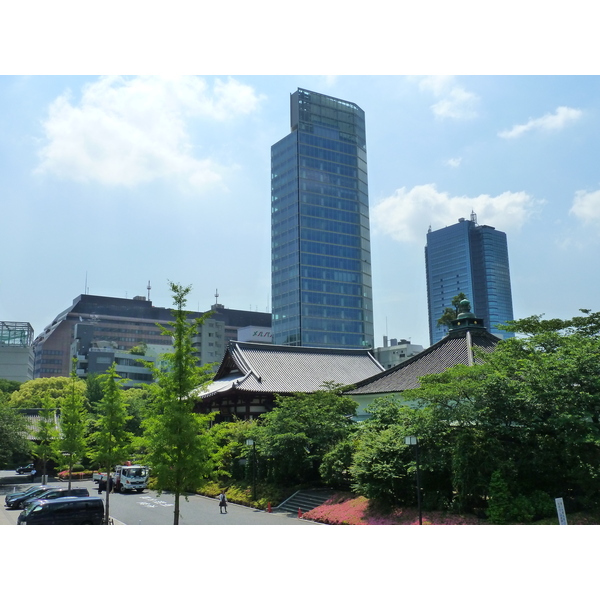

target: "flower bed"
[57,470,94,481]
[303,494,482,525]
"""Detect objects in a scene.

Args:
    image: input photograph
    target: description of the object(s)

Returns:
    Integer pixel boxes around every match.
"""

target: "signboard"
[237,326,273,343]
[555,497,568,525]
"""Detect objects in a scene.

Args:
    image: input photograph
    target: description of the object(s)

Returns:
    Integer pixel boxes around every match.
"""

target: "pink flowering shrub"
[303,493,483,525]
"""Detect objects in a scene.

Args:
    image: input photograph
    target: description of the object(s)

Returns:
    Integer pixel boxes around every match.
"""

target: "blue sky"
[1,74,600,348]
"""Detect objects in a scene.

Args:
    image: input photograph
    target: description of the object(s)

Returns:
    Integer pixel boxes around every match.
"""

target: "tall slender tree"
[143,282,216,524]
[34,393,60,484]
[56,360,88,490]
[89,363,132,525]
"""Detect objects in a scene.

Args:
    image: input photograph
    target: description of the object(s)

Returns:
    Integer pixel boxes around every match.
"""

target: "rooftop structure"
[0,321,34,382]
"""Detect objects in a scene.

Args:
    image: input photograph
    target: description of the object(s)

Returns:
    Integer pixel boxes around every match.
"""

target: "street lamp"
[404,436,422,525]
[245,439,257,501]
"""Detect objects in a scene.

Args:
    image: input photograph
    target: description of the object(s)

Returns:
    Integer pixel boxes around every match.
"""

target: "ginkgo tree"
[142,283,216,525]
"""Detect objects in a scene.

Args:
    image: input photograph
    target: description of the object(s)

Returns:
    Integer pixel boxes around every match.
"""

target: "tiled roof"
[200,341,385,398]
[347,328,499,395]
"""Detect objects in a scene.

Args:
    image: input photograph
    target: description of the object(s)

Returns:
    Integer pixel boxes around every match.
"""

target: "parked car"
[21,487,89,509]
[4,485,54,509]
[18,496,105,525]
[15,463,35,474]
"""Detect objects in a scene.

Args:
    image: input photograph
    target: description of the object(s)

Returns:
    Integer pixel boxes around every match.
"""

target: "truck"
[113,464,149,493]
[95,464,149,493]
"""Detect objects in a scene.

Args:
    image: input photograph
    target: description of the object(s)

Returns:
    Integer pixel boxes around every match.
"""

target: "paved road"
[0,471,319,526]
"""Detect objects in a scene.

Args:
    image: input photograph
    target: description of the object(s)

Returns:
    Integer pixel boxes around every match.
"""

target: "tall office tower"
[425,213,515,345]
[271,88,374,348]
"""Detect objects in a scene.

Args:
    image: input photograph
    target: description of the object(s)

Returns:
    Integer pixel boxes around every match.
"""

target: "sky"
[2,74,600,348]
[1,3,599,357]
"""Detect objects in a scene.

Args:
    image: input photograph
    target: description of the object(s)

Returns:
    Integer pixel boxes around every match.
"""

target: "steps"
[276,488,334,514]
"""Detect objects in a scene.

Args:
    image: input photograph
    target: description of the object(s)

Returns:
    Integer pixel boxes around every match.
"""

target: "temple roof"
[347,327,499,396]
[199,341,384,398]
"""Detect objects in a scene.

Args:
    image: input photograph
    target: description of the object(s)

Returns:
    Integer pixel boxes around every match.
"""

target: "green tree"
[0,399,30,468]
[9,376,87,409]
[0,378,21,402]
[33,394,60,483]
[143,282,216,525]
[397,309,600,516]
[208,418,258,481]
[255,383,358,485]
[350,397,425,507]
[437,292,468,328]
[56,362,88,490]
[89,363,132,525]
[85,373,105,413]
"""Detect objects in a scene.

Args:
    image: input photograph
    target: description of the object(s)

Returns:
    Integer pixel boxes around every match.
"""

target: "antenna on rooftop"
[471,210,477,224]
[215,289,219,303]
[147,280,151,301]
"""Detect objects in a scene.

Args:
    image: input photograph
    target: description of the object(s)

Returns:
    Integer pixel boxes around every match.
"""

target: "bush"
[486,470,513,524]
[57,469,93,480]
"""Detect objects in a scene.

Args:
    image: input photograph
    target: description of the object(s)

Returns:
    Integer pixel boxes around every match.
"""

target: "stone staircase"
[275,488,334,515]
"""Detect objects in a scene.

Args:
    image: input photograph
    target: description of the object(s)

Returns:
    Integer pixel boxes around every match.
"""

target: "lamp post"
[245,439,257,501]
[404,436,422,525]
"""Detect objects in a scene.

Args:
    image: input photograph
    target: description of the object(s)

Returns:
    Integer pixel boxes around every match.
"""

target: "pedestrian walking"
[30,468,37,483]
[218,491,228,514]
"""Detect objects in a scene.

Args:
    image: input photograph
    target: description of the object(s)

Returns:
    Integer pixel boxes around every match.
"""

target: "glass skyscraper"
[271,88,374,348]
[425,214,514,345]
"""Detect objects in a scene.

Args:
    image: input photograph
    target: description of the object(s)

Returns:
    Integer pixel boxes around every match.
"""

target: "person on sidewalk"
[218,491,228,514]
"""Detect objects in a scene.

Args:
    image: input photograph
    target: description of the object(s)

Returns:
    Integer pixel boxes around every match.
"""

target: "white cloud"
[498,106,582,139]
[35,76,264,189]
[418,76,479,120]
[372,184,542,244]
[570,189,600,224]
[445,157,462,168]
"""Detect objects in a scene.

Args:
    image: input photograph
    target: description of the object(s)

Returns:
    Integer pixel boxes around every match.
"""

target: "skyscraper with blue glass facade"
[271,88,374,348]
[425,214,514,345]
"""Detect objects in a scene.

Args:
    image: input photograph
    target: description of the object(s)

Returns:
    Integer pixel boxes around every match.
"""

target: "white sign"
[555,497,568,525]
[237,326,273,343]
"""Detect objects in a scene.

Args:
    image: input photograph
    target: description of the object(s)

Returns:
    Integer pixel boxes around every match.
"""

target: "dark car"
[4,485,54,509]
[18,496,105,525]
[21,487,89,509]
[16,463,35,474]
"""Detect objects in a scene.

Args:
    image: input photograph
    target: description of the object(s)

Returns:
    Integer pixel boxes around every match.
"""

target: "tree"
[9,376,87,409]
[0,378,21,402]
[208,418,259,481]
[56,362,88,490]
[437,292,468,328]
[33,393,60,483]
[0,399,29,468]
[142,282,216,525]
[396,309,600,517]
[85,373,105,413]
[350,397,429,507]
[255,383,358,485]
[89,363,132,525]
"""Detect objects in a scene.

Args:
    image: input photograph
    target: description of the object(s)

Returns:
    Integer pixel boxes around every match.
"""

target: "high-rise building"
[271,88,374,348]
[425,213,514,345]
